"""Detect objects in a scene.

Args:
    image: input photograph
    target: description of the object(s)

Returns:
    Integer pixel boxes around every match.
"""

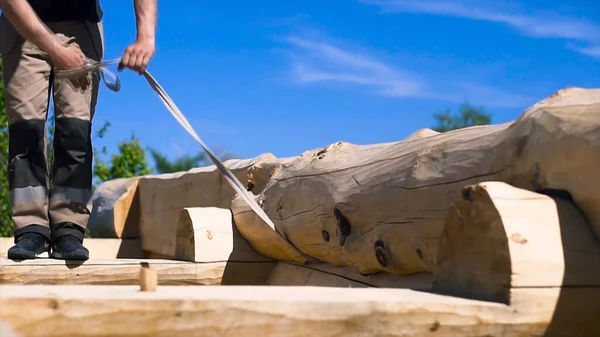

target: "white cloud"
[360,0,600,59]
[570,44,600,59]
[281,34,534,108]
[285,37,422,97]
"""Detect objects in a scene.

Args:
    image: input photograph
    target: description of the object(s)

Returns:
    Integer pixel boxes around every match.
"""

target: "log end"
[87,177,141,238]
[432,181,600,302]
[432,182,512,304]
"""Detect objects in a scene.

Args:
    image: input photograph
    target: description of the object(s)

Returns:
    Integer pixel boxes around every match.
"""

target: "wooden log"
[0,321,21,337]
[137,153,297,257]
[431,181,600,336]
[0,238,146,259]
[175,207,430,288]
[175,207,276,285]
[86,177,141,238]
[0,284,572,337]
[266,261,432,289]
[0,258,225,285]
[231,87,600,277]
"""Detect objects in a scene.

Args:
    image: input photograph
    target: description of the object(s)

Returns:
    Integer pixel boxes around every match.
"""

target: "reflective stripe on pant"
[1,19,104,240]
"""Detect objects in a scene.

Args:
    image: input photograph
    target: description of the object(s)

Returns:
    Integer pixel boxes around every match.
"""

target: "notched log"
[231,87,600,277]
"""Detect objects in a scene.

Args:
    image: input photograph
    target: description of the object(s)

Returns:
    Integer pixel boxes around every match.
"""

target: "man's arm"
[0,0,63,57]
[0,0,85,75]
[119,0,157,74]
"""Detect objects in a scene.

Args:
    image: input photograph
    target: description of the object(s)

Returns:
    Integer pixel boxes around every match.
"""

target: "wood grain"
[87,177,141,238]
[0,258,225,285]
[431,181,600,336]
[231,87,600,277]
[0,284,573,337]
[137,153,298,257]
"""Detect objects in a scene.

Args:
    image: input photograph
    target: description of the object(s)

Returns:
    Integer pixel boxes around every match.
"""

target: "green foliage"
[432,101,492,132]
[0,60,12,236]
[148,147,237,174]
[93,127,153,185]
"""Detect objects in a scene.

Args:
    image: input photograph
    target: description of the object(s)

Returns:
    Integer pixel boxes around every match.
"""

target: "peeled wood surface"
[175,207,274,263]
[0,322,21,337]
[87,177,141,238]
[231,87,600,276]
[266,261,432,289]
[0,238,146,259]
[0,258,225,285]
[137,154,297,257]
[0,284,564,337]
[432,181,600,336]
[174,207,276,285]
[433,181,600,299]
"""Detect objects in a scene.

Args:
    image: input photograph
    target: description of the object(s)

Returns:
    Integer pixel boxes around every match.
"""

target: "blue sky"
[17,1,600,164]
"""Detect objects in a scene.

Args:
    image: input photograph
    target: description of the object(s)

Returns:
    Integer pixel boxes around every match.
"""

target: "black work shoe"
[51,235,89,260]
[7,233,50,260]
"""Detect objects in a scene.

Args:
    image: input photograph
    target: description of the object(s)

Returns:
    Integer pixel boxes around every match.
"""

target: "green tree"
[148,147,236,174]
[93,126,153,185]
[0,60,12,236]
[432,101,491,132]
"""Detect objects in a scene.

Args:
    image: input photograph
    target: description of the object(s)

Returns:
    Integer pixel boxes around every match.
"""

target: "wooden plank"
[0,258,234,285]
[231,87,600,277]
[0,238,146,259]
[0,284,581,337]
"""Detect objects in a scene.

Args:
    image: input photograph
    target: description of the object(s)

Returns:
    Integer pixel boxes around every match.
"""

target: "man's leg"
[3,39,53,259]
[47,20,103,260]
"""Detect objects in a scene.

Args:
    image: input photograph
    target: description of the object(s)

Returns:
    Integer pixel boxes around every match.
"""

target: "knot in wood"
[333,207,351,246]
[321,230,330,242]
[461,186,474,202]
[374,240,388,267]
[416,248,424,260]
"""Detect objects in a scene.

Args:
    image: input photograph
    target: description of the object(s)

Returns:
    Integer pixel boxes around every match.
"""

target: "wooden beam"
[0,238,146,259]
[0,258,227,285]
[0,284,575,337]
[431,181,600,335]
[230,87,600,277]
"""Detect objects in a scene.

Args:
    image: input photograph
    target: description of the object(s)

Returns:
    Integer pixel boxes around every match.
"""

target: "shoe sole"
[7,249,49,260]
[51,251,89,260]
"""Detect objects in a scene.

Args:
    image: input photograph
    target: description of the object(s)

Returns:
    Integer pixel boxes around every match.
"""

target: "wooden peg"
[139,262,157,292]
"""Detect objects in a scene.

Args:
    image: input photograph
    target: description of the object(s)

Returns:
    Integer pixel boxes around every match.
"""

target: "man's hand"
[50,44,90,89]
[118,38,155,75]
[0,0,90,88]
[119,0,157,75]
